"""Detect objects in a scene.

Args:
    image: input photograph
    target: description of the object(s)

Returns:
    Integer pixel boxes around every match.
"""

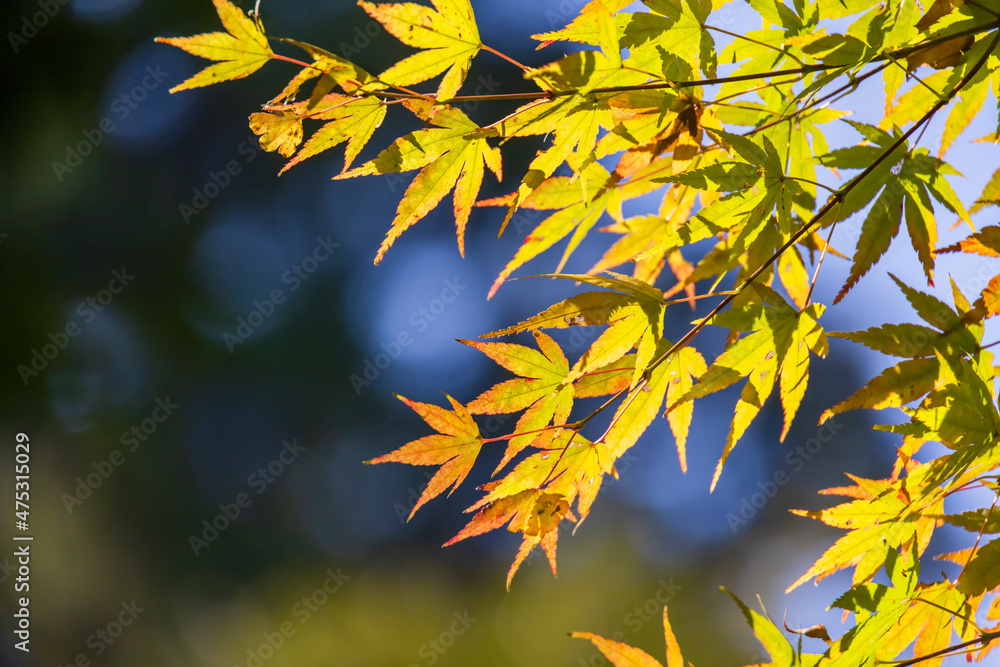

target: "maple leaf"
[637,131,805,264]
[570,632,664,667]
[156,0,272,93]
[462,330,574,470]
[958,537,1000,596]
[940,225,1000,257]
[452,427,616,588]
[589,188,699,286]
[824,546,920,666]
[365,394,482,520]
[471,428,609,522]
[605,337,706,473]
[531,0,633,49]
[446,460,584,588]
[940,225,1000,320]
[280,95,387,174]
[442,488,567,588]
[338,99,501,261]
[905,350,1000,450]
[489,92,618,237]
[483,291,637,337]
[971,167,1000,213]
[876,580,969,664]
[359,0,481,100]
[907,0,976,71]
[485,272,704,471]
[479,163,618,297]
[477,23,697,235]
[722,587,797,667]
[247,94,387,168]
[158,0,1000,656]
[249,106,304,158]
[789,475,940,590]
[508,272,670,391]
[572,606,687,667]
[820,275,985,429]
[674,286,827,490]
[818,123,970,301]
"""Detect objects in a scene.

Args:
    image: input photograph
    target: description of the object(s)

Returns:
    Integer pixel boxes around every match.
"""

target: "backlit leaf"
[359,0,481,100]
[156,0,272,93]
[366,394,482,519]
[338,100,500,261]
[570,632,663,667]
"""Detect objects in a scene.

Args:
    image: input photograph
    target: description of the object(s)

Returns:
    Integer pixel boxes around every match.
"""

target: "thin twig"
[706,23,805,66]
[885,630,1000,666]
[804,218,837,308]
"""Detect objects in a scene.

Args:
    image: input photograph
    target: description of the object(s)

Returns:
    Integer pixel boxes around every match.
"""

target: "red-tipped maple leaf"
[366,394,482,520]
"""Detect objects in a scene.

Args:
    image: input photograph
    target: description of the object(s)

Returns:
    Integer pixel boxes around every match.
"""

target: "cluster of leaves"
[159,0,1000,664]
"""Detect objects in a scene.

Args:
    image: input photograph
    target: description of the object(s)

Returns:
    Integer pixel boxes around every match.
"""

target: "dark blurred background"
[2,1,998,665]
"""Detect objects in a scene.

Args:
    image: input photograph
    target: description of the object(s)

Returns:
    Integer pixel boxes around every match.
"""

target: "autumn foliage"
[159,0,1000,664]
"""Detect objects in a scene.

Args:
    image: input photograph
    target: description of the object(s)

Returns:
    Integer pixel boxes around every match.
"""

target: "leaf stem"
[482,44,532,72]
[270,52,313,68]
[803,218,837,308]
[480,423,564,444]
[957,487,1000,581]
[706,24,805,67]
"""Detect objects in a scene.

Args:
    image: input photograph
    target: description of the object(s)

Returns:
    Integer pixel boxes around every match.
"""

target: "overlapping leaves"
[820,276,985,435]
[674,285,827,490]
[159,1,1000,662]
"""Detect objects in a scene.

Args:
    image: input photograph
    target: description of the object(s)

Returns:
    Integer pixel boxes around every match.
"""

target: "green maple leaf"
[821,276,986,435]
[675,285,827,490]
[817,122,970,302]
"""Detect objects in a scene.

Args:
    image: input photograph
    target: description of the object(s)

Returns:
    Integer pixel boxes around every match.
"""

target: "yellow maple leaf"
[156,0,272,93]
[249,108,303,158]
[359,0,481,100]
